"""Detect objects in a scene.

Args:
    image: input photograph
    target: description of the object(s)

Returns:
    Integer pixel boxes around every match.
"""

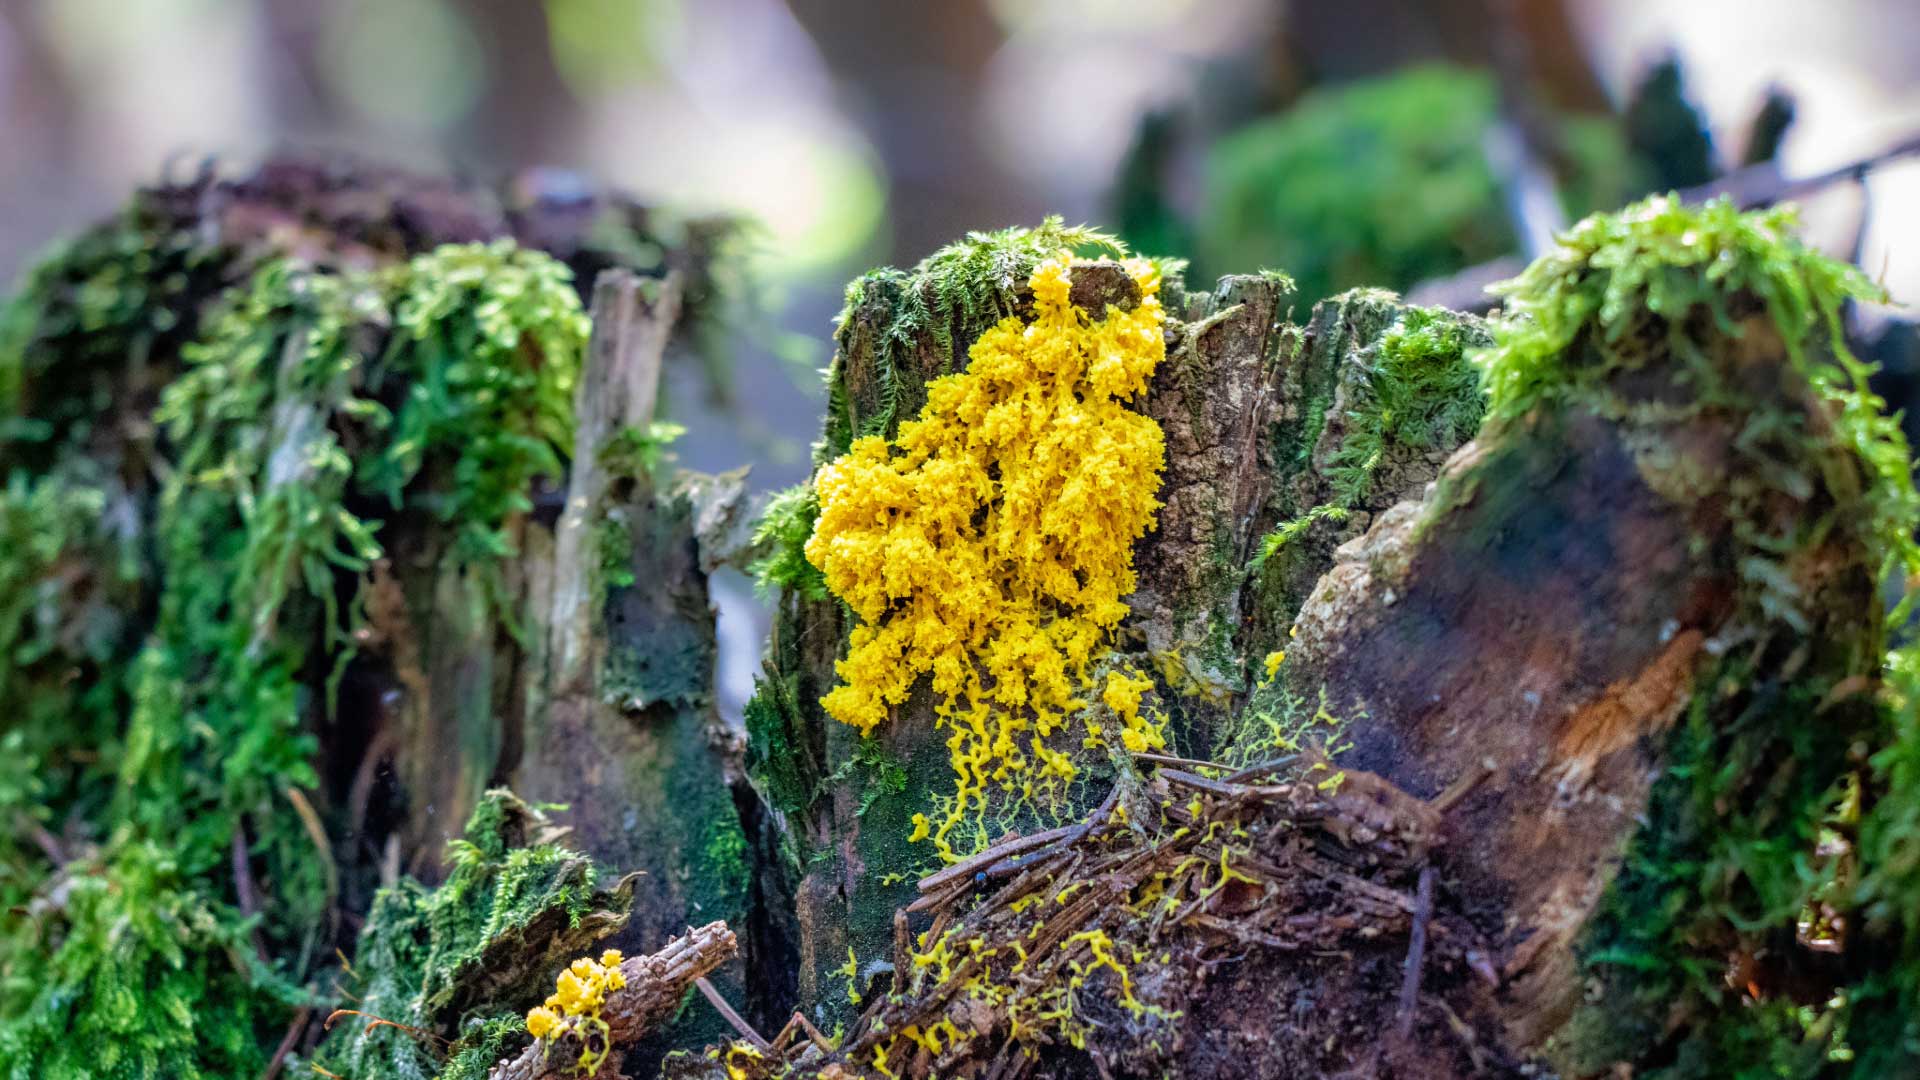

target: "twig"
[345,725,398,847]
[695,976,769,1052]
[283,785,340,910]
[260,1005,311,1080]
[917,781,1123,895]
[231,826,269,962]
[978,784,1123,883]
[1408,128,1920,312]
[323,1009,448,1048]
[1128,751,1227,772]
[769,1011,836,1054]
[1695,131,1920,210]
[1396,865,1436,1039]
[917,823,1081,895]
[1223,754,1299,785]
[1159,769,1240,798]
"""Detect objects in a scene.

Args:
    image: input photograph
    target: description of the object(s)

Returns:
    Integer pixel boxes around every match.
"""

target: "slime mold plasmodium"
[804,254,1168,861]
[526,949,627,1075]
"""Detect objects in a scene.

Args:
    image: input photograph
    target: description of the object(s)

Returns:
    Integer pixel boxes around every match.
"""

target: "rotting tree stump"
[7,167,1918,1080]
[726,206,1918,1078]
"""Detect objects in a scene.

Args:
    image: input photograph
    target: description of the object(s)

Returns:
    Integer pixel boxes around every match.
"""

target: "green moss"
[599,419,687,482]
[1199,65,1632,307]
[594,422,689,598]
[1848,648,1920,1075]
[0,240,595,1079]
[744,672,818,821]
[361,241,592,618]
[823,736,910,817]
[1254,303,1486,569]
[598,488,713,710]
[433,1016,530,1080]
[1478,196,1915,612]
[0,840,307,1080]
[748,483,828,601]
[1200,67,1507,307]
[0,196,228,474]
[1479,196,1918,1075]
[312,791,636,1080]
[0,475,141,905]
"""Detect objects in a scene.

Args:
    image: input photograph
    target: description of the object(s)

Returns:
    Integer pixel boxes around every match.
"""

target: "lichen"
[804,255,1168,860]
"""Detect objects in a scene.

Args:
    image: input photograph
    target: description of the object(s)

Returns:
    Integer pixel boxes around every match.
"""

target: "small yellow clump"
[1262,650,1286,682]
[806,255,1167,859]
[526,949,627,1075]
[1099,668,1165,755]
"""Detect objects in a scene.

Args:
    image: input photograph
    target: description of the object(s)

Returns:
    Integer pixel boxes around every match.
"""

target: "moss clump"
[0,839,308,1080]
[743,672,819,822]
[0,475,141,905]
[312,791,637,1080]
[0,194,229,476]
[1478,196,1915,610]
[0,240,593,1079]
[1253,303,1487,569]
[748,483,828,601]
[1479,195,1919,1076]
[1200,65,1632,307]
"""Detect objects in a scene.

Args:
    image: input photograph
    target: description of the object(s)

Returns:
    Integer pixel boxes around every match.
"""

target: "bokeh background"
[5,0,1919,713]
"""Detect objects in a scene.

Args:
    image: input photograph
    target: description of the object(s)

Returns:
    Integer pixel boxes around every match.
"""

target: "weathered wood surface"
[1285,308,1880,1066]
[510,269,754,1056]
[488,921,739,1080]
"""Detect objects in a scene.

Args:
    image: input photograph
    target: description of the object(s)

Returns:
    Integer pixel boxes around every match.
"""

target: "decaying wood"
[1282,305,1878,1062]
[489,922,739,1080]
[511,267,756,1049]
[744,243,1884,1076]
[542,269,682,693]
[770,265,1486,1027]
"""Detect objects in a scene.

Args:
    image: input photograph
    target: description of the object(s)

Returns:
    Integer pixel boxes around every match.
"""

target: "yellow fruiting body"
[806,255,1168,859]
[526,949,628,1075]
[1262,649,1286,681]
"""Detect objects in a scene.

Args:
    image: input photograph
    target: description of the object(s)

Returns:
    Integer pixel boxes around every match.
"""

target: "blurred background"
[4,0,1919,714]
